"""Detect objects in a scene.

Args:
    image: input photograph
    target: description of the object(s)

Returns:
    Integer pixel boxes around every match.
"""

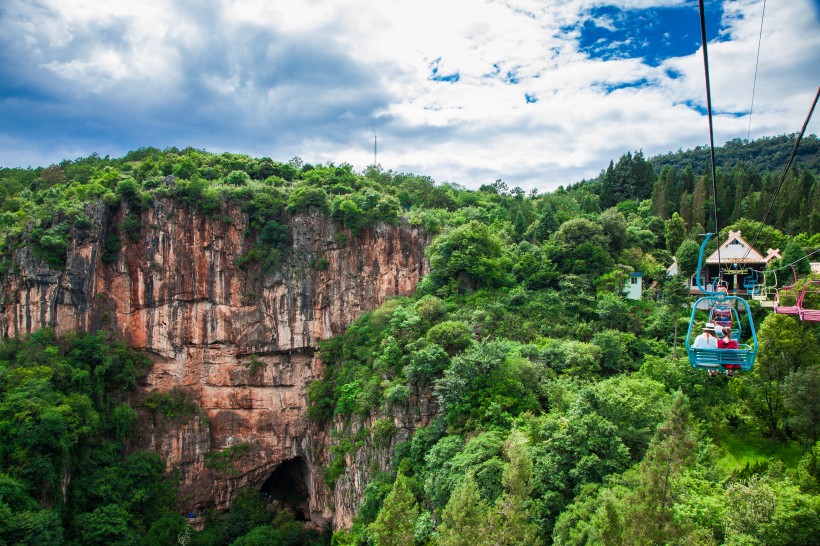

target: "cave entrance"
[260,457,310,521]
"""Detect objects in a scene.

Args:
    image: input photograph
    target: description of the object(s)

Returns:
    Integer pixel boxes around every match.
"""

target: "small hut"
[623,272,644,300]
[687,230,780,295]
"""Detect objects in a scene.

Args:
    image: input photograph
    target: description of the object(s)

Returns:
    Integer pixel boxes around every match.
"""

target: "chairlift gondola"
[686,233,758,373]
[751,269,777,305]
[773,265,799,315]
[742,268,759,294]
[798,279,820,322]
[708,304,742,341]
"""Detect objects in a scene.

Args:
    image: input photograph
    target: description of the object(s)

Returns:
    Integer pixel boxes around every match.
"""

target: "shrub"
[172,158,198,180]
[286,185,330,214]
[415,296,446,324]
[32,223,71,268]
[121,215,141,242]
[427,321,473,355]
[385,383,410,404]
[426,220,514,293]
[204,442,252,475]
[141,388,198,418]
[225,170,251,186]
[372,418,398,446]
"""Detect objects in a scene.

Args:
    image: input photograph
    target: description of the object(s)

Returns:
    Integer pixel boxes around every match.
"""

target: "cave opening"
[260,457,310,521]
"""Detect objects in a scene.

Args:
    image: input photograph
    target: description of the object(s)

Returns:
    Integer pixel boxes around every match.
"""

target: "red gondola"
[773,266,799,315]
[798,280,820,322]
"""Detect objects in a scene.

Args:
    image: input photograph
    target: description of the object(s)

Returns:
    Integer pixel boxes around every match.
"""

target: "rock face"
[0,198,430,528]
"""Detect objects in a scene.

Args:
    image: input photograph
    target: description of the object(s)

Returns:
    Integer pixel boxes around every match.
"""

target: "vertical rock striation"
[0,198,430,528]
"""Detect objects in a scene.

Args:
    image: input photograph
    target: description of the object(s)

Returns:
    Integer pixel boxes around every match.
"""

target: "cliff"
[0,198,430,528]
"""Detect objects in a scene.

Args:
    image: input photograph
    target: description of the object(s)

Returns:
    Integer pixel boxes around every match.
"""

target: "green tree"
[552,482,629,546]
[425,221,514,293]
[225,170,251,186]
[679,191,693,228]
[426,321,473,356]
[435,341,540,432]
[485,430,541,545]
[675,238,700,279]
[73,504,138,546]
[599,208,627,254]
[783,365,820,445]
[231,525,284,546]
[692,176,708,229]
[285,184,330,214]
[437,472,490,546]
[665,212,686,254]
[371,473,419,546]
[547,218,613,278]
[740,314,819,439]
[660,273,692,358]
[781,236,812,276]
[623,392,697,545]
[585,375,671,461]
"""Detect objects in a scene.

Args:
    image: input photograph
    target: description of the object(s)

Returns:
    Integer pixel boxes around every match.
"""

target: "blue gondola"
[751,269,777,305]
[686,233,758,373]
[743,269,759,294]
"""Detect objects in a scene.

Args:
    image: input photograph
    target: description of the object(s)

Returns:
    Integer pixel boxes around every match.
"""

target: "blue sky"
[1,0,818,191]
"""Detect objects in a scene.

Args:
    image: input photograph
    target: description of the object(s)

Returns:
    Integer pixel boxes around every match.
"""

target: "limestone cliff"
[0,198,430,528]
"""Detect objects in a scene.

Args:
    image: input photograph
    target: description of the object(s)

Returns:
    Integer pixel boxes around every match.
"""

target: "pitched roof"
[705,230,769,264]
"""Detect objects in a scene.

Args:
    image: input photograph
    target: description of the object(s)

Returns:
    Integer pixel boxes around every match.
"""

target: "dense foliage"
[2,135,820,544]
[0,329,172,545]
[304,137,820,545]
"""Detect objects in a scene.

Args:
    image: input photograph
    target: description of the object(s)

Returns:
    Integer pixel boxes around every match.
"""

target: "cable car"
[751,269,777,305]
[743,268,759,294]
[708,304,742,341]
[686,233,757,374]
[798,279,820,322]
[773,266,799,315]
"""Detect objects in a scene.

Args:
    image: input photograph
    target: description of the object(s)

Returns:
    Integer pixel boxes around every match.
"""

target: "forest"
[0,134,819,545]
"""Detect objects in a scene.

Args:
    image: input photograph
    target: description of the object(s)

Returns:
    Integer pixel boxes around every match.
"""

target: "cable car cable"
[742,86,820,260]
[698,0,722,270]
[758,247,820,273]
[747,0,767,141]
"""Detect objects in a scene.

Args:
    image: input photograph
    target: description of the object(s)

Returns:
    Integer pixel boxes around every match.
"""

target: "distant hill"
[649,134,820,176]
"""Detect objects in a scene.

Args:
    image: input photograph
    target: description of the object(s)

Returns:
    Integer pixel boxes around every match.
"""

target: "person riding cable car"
[686,233,758,375]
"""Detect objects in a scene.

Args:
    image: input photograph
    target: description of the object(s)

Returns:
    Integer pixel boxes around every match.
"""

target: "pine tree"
[679,166,695,195]
[437,473,490,546]
[601,160,617,208]
[692,177,708,229]
[665,213,686,254]
[732,166,748,221]
[679,192,693,229]
[370,473,418,546]
[632,151,656,201]
[485,430,541,546]
[623,392,697,544]
[650,167,668,218]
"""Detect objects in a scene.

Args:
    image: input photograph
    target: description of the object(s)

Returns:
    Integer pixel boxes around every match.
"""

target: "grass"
[714,430,805,473]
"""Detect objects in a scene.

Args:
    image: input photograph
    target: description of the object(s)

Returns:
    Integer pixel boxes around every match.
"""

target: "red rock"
[0,199,429,528]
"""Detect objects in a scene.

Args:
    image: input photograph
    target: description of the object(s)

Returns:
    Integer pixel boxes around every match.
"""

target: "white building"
[623,272,644,300]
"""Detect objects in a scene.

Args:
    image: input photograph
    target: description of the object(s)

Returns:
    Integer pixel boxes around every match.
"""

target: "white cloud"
[0,0,817,191]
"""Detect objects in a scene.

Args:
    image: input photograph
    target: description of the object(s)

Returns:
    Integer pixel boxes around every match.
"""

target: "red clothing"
[718,338,738,349]
[719,337,741,370]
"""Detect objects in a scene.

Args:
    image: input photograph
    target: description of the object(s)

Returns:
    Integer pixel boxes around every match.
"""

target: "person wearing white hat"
[693,322,719,376]
[693,322,719,349]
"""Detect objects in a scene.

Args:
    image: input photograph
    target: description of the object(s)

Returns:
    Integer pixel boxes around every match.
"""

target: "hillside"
[650,134,820,177]
[0,142,818,545]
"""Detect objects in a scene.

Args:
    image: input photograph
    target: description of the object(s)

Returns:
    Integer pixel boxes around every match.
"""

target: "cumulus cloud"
[0,0,817,190]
